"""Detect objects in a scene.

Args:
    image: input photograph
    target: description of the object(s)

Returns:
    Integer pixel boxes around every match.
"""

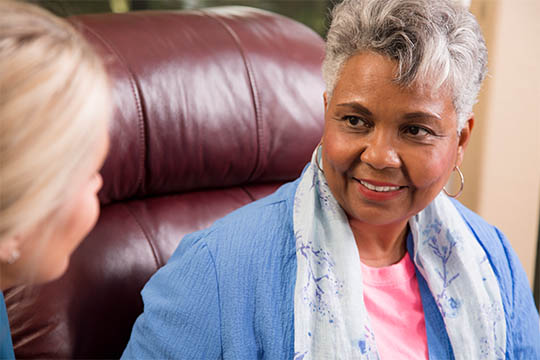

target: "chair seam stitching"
[74,20,147,195]
[200,9,264,183]
[121,203,163,269]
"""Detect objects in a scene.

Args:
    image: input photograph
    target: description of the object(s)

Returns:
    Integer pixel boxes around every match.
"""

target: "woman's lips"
[354,178,407,201]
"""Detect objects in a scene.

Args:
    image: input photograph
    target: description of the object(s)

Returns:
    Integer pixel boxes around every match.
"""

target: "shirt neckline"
[361,252,416,287]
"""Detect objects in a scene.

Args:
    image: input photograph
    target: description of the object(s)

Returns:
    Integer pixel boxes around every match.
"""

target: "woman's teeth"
[359,180,400,192]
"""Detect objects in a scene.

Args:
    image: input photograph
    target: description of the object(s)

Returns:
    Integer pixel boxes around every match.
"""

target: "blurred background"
[28,0,332,36]
[26,0,540,308]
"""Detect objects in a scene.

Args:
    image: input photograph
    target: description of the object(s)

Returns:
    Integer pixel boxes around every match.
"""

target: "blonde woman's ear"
[0,237,21,264]
[323,92,328,112]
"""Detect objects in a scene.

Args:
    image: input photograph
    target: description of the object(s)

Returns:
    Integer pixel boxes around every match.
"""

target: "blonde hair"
[0,1,112,243]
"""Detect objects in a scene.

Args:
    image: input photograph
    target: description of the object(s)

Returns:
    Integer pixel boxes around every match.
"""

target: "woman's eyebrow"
[403,111,442,122]
[336,103,442,123]
[336,102,373,117]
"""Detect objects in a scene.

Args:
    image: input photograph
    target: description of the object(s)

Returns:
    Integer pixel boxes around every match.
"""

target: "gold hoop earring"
[443,166,464,198]
[315,142,324,173]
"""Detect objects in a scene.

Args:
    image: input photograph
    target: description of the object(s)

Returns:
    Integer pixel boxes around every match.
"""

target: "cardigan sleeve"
[496,227,540,358]
[121,231,222,359]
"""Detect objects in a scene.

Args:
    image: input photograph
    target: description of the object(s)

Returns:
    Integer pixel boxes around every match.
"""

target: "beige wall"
[463,0,540,287]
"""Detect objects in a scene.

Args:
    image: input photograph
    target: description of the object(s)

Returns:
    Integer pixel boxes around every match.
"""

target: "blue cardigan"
[122,179,540,359]
[0,292,15,360]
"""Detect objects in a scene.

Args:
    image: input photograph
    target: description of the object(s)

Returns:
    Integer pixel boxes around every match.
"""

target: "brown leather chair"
[5,6,325,359]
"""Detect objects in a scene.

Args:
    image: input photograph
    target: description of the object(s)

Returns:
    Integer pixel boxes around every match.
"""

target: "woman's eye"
[405,125,430,137]
[343,116,367,127]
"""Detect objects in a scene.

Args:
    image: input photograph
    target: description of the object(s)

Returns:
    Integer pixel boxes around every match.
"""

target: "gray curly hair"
[322,0,487,131]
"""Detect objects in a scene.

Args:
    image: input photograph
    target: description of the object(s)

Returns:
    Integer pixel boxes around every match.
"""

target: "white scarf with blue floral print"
[293,148,506,360]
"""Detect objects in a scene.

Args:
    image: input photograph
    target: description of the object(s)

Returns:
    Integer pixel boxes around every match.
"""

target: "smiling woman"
[121,0,539,359]
[321,51,471,266]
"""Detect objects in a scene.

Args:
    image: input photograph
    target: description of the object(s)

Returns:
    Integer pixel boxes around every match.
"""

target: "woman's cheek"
[323,128,357,172]
[62,182,101,256]
[408,147,456,189]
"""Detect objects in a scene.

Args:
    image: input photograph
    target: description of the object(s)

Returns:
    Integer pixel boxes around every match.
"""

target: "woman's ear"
[0,236,21,264]
[323,92,328,112]
[456,117,474,167]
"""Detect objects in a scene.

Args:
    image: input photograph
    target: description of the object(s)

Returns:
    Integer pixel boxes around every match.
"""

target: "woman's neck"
[349,219,409,268]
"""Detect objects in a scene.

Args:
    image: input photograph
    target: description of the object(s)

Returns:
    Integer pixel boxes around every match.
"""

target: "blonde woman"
[0,2,111,356]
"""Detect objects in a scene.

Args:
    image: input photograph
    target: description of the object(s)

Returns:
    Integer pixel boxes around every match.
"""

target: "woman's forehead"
[329,53,457,123]
[339,55,448,96]
[337,52,451,96]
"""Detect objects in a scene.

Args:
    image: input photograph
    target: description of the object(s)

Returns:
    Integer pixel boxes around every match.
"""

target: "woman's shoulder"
[167,179,300,274]
[154,178,299,327]
[125,181,300,358]
[451,199,540,355]
[207,178,299,248]
[212,178,299,235]
[450,199,505,247]
[450,199,519,279]
[450,199,520,300]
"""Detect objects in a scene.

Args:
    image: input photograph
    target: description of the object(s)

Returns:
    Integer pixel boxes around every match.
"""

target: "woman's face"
[13,122,110,285]
[322,52,471,228]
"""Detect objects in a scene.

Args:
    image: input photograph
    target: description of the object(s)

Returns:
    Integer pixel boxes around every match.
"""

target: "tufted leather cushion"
[6,7,324,358]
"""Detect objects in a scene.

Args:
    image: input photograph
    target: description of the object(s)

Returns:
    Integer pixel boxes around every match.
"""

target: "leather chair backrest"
[6,7,324,358]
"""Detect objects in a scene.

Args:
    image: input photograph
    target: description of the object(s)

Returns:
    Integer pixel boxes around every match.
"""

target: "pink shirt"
[361,253,429,360]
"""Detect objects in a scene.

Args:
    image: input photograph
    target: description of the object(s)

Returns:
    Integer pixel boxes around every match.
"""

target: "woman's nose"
[359,130,401,170]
